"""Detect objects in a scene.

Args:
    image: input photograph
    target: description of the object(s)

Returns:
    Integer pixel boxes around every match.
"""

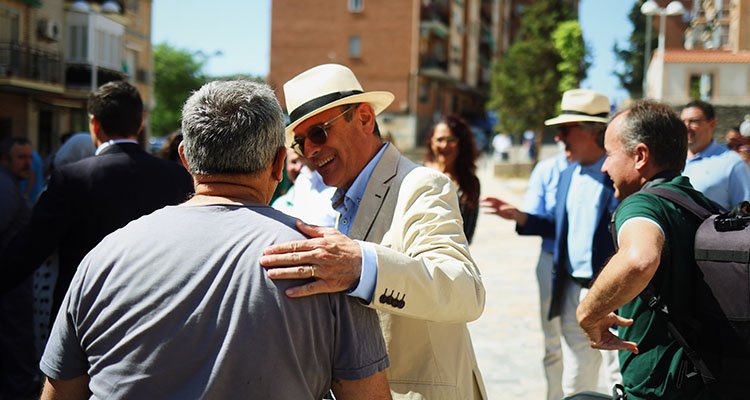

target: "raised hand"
[481,196,527,224]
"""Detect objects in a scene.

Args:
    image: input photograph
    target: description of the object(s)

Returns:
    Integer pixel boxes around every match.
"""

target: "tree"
[152,43,207,137]
[553,20,590,93]
[613,0,658,99]
[488,0,580,161]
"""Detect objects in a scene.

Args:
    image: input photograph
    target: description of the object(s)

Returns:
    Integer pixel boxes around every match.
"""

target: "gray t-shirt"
[41,204,388,399]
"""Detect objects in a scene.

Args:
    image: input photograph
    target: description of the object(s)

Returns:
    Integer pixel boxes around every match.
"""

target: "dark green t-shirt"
[613,176,715,400]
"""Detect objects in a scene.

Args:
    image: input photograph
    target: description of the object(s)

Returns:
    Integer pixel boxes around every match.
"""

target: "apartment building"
[0,0,152,155]
[269,0,503,150]
[647,0,750,104]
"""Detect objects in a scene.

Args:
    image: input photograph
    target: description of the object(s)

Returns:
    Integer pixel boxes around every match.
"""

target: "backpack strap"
[640,187,715,219]
[637,186,717,385]
[639,286,716,384]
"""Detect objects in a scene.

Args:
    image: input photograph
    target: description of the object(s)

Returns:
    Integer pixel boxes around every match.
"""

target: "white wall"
[661,62,750,105]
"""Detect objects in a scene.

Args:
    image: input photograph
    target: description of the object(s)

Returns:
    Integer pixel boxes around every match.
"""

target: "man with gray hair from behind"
[38,80,391,400]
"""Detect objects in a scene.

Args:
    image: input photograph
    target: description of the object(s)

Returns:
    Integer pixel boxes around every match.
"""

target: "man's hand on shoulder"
[261,220,362,297]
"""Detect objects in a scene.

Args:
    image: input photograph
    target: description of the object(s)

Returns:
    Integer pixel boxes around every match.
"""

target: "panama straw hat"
[283,64,394,145]
[544,89,611,126]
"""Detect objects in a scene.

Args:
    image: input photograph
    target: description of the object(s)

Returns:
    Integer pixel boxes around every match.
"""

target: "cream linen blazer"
[348,144,487,400]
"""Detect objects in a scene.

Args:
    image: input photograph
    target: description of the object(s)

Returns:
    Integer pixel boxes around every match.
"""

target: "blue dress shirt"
[683,140,750,210]
[334,143,389,302]
[565,156,611,279]
[522,152,571,254]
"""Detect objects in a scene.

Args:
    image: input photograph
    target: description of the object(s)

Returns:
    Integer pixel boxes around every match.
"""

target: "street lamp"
[641,0,686,99]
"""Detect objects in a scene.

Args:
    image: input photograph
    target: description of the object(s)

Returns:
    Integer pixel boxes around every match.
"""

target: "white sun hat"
[544,89,611,126]
[283,64,394,145]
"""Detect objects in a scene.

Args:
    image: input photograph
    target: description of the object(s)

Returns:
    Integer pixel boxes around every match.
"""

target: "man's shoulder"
[101,204,304,251]
[617,179,708,225]
[402,164,451,188]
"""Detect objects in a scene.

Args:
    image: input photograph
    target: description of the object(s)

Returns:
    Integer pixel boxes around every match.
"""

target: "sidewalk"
[468,158,545,399]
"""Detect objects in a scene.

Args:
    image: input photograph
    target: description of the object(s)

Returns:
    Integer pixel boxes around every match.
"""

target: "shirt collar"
[333,143,389,210]
[690,140,722,160]
[579,154,606,175]
[95,139,139,155]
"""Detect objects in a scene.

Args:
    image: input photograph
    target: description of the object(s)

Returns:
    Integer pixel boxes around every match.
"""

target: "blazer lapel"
[348,145,400,241]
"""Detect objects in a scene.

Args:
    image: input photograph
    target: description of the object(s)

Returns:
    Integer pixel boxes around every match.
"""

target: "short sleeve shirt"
[41,204,388,399]
[613,176,714,399]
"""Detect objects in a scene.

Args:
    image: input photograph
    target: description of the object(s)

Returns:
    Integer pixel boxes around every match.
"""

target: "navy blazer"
[1,143,194,319]
[518,162,618,319]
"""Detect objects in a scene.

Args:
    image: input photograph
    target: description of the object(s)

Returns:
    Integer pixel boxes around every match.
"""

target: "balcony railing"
[0,41,62,84]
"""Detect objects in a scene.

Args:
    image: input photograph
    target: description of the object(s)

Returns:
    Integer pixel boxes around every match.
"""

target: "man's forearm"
[41,375,91,400]
[332,371,392,400]
[577,221,663,325]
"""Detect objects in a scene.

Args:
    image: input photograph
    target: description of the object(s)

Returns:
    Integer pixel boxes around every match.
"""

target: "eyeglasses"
[682,118,706,126]
[291,106,353,156]
[432,136,459,145]
[557,124,580,135]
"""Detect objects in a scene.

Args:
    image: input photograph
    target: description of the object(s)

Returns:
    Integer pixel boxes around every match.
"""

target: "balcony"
[0,42,62,85]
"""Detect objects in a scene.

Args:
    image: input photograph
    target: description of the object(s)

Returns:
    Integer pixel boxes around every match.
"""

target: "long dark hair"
[423,114,480,208]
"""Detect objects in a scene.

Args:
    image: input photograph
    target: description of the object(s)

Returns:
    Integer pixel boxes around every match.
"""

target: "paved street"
[468,159,546,399]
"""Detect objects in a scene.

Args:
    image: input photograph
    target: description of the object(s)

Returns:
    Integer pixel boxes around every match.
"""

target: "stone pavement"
[468,158,546,399]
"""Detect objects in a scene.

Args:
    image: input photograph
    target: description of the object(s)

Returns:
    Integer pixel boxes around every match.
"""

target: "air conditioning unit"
[38,19,61,42]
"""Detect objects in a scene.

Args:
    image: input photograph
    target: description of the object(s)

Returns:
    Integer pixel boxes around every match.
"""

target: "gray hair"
[614,100,687,171]
[181,80,284,175]
[579,121,607,148]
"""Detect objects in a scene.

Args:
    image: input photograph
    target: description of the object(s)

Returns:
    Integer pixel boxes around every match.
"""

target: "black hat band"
[288,90,364,125]
[560,109,609,118]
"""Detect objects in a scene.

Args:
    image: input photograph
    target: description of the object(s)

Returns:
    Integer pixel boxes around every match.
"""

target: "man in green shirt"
[576,100,716,399]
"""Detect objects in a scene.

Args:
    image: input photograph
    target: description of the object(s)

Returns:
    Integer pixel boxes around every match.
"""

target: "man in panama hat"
[260,63,487,399]
[483,89,621,396]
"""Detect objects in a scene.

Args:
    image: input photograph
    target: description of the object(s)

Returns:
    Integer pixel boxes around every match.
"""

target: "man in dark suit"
[1,81,193,323]
[483,90,620,396]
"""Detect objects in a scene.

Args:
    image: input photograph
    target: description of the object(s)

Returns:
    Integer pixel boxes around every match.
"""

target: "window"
[348,0,364,13]
[689,73,713,101]
[124,49,137,80]
[349,36,361,58]
[68,25,88,62]
[0,7,20,42]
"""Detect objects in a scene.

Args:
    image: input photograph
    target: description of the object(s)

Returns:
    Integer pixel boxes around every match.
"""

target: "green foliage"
[553,21,589,93]
[489,39,559,135]
[613,0,658,99]
[488,0,582,140]
[152,42,207,137]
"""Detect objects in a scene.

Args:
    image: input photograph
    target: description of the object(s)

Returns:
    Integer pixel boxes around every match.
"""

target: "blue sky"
[152,0,635,103]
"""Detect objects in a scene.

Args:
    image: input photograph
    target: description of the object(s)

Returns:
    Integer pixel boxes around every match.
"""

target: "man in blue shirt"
[681,100,750,210]
[483,89,620,397]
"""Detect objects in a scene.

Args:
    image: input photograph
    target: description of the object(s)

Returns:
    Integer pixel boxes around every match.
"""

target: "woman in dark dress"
[423,114,481,243]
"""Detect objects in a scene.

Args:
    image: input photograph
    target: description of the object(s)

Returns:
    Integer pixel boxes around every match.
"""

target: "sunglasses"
[557,124,580,135]
[291,106,353,156]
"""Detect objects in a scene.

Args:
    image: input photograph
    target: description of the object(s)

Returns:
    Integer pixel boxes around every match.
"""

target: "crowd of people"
[0,63,748,399]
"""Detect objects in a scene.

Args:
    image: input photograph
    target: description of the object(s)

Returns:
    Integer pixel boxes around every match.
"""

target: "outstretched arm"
[481,196,528,226]
[576,218,665,353]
